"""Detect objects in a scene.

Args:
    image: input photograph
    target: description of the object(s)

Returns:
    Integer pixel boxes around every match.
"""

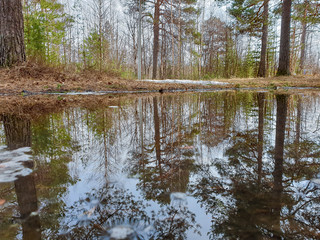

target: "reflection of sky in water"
[0,147,32,182]
[1,91,320,239]
[59,111,212,238]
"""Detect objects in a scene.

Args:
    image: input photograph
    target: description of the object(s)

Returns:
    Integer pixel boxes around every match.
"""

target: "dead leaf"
[0,199,6,206]
[180,146,194,150]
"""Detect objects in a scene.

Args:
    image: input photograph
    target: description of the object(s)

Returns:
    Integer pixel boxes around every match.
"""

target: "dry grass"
[0,62,227,95]
[221,75,320,88]
[0,63,320,95]
[1,63,320,117]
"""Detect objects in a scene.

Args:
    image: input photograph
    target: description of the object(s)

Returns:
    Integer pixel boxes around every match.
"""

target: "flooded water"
[0,91,320,239]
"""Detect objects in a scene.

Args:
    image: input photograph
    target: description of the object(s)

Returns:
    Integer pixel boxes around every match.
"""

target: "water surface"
[0,91,320,239]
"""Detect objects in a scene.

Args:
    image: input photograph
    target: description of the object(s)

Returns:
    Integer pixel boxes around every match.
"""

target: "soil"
[0,63,320,117]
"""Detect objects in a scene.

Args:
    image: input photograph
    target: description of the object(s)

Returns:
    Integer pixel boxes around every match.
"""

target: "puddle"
[0,91,319,239]
[0,147,33,182]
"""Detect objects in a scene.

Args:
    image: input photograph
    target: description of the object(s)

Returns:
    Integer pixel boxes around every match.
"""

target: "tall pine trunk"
[0,0,26,67]
[152,0,161,79]
[258,0,269,77]
[277,0,292,76]
[299,1,308,73]
[299,22,307,73]
[178,0,181,78]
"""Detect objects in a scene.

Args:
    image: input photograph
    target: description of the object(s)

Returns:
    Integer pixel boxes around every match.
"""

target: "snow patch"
[140,79,229,85]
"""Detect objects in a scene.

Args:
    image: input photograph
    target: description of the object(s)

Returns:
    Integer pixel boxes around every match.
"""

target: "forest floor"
[1,63,320,116]
[1,63,320,95]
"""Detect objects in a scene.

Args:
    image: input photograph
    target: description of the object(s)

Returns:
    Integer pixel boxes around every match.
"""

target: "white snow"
[140,79,229,85]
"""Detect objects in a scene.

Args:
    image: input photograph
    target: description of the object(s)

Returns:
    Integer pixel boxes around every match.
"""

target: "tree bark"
[299,22,307,73]
[224,29,230,78]
[257,0,269,77]
[299,1,308,73]
[171,0,175,77]
[152,0,161,79]
[178,0,181,78]
[0,0,26,67]
[277,0,292,76]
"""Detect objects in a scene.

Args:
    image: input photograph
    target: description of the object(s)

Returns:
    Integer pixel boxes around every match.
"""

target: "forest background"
[7,0,320,80]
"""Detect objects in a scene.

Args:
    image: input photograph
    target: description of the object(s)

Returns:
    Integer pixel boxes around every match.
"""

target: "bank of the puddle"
[0,91,320,239]
[139,79,230,85]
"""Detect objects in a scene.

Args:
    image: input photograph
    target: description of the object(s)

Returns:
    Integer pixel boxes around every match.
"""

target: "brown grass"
[1,63,320,95]
[1,63,320,117]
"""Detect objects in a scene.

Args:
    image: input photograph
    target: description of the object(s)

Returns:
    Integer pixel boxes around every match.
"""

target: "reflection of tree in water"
[1,114,41,240]
[191,94,320,239]
[30,113,79,238]
[129,96,198,204]
[131,157,194,204]
[151,205,200,240]
[60,185,148,239]
[128,92,267,205]
[0,112,80,239]
[62,185,200,239]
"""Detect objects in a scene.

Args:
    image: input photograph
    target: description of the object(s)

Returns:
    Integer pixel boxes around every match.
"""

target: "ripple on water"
[0,146,33,183]
[101,225,141,240]
[170,192,187,202]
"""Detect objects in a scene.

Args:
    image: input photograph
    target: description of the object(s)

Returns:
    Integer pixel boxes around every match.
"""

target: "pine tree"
[293,0,320,72]
[229,0,270,77]
[277,0,293,76]
[23,0,73,64]
[0,0,26,67]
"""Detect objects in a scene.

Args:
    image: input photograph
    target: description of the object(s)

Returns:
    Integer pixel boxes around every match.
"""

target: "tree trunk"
[257,0,269,77]
[152,0,161,79]
[0,0,26,67]
[271,94,288,238]
[171,0,175,77]
[2,114,41,240]
[290,23,297,73]
[277,0,292,76]
[178,0,182,78]
[153,97,161,165]
[224,29,230,78]
[257,93,265,184]
[299,1,308,73]
[15,175,41,240]
[299,22,307,73]
[3,115,31,149]
[273,95,288,190]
